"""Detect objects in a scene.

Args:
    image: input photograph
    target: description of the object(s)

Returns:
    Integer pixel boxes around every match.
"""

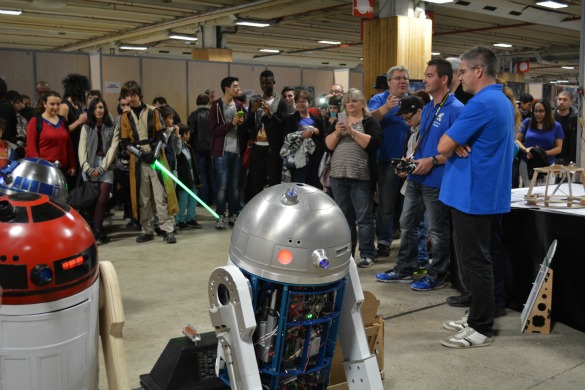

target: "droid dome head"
[0,158,67,201]
[0,192,97,305]
[229,183,352,285]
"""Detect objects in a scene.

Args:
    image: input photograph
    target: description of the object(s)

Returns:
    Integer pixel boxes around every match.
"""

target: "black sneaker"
[136,233,154,243]
[164,232,176,244]
[446,293,471,307]
[155,226,165,236]
[376,244,390,258]
[94,229,111,244]
[176,222,191,230]
[186,220,202,229]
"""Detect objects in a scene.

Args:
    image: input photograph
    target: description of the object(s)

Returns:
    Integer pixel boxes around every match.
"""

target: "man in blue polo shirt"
[376,59,463,290]
[438,46,515,348]
[368,65,411,265]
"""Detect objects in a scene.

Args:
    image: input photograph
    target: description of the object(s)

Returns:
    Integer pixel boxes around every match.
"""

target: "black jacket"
[187,106,210,153]
[176,143,201,190]
[245,96,289,154]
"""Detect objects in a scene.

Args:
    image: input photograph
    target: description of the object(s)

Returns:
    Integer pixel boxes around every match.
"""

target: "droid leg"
[99,261,131,390]
[208,265,262,390]
[338,259,384,390]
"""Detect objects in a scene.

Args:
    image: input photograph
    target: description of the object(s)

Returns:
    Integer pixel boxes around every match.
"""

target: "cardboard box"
[328,291,384,389]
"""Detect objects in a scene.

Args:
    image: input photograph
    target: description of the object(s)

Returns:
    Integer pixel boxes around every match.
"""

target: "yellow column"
[363,16,432,99]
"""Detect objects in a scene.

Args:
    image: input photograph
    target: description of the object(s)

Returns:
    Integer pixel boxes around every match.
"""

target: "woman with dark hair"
[59,74,90,175]
[78,97,120,243]
[26,91,77,186]
[515,98,563,186]
[281,89,324,187]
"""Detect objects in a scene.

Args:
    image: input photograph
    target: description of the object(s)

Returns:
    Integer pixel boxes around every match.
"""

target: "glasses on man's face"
[391,76,409,82]
[403,112,416,123]
[459,65,483,75]
[330,90,343,95]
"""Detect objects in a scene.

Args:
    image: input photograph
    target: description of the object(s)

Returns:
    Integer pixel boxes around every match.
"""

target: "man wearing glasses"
[376,59,462,289]
[438,46,515,348]
[368,66,411,262]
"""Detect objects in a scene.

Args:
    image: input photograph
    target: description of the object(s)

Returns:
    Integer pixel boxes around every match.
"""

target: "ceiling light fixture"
[120,45,148,51]
[169,34,197,41]
[259,49,280,53]
[318,40,341,45]
[235,20,270,28]
[431,52,441,55]
[423,0,454,4]
[557,80,569,83]
[493,43,512,48]
[0,9,22,15]
[561,66,574,69]
[536,1,568,9]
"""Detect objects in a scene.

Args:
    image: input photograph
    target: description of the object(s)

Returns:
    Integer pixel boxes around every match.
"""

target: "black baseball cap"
[395,95,423,116]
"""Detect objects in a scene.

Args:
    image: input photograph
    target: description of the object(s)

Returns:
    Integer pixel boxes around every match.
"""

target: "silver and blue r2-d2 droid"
[208,183,383,390]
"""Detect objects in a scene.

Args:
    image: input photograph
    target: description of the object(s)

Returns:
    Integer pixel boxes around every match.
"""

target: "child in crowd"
[0,118,17,169]
[175,124,201,229]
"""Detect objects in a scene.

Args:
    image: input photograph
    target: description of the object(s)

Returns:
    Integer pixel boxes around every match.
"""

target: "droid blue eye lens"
[31,264,53,286]
[319,259,329,269]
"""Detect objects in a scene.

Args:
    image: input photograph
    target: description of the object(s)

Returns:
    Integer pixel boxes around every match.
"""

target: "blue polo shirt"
[409,94,463,189]
[439,84,515,215]
[368,90,410,162]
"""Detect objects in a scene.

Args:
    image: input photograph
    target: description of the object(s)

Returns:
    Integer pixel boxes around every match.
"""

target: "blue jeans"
[417,213,429,263]
[176,186,196,223]
[330,177,376,260]
[394,180,450,280]
[376,160,403,246]
[195,152,216,206]
[213,152,241,218]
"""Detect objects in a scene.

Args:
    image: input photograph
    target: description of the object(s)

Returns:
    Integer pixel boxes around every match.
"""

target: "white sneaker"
[357,257,375,268]
[229,214,238,226]
[443,310,469,331]
[215,218,225,229]
[440,327,492,349]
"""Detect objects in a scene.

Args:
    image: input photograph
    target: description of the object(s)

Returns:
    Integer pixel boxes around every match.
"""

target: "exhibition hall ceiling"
[0,0,581,82]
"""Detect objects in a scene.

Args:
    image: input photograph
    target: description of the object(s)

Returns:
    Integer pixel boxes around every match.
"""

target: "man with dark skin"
[244,70,289,202]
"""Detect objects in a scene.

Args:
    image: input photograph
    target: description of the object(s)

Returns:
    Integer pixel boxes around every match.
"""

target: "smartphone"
[337,112,347,124]
[330,112,337,118]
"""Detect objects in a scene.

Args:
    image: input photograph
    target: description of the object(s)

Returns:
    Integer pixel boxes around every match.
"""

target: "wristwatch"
[432,156,438,166]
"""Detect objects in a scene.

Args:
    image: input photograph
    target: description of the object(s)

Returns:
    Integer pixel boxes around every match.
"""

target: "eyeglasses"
[390,76,409,82]
[404,112,416,122]
[330,90,343,95]
[459,65,483,75]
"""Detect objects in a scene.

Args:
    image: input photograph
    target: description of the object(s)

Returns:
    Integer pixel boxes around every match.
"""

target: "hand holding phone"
[337,112,347,124]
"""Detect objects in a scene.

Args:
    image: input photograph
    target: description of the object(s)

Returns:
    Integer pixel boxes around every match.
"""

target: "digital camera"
[391,158,418,174]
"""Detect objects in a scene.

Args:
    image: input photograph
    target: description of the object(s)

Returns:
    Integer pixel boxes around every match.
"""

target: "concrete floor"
[97,208,585,390]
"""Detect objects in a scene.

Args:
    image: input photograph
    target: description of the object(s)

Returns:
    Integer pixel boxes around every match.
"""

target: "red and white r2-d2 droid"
[0,192,100,390]
[208,183,383,389]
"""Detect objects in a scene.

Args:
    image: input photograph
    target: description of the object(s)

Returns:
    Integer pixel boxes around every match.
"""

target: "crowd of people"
[0,45,580,349]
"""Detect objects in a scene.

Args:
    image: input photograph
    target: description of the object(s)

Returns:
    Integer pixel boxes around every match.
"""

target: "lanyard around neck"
[414,92,450,154]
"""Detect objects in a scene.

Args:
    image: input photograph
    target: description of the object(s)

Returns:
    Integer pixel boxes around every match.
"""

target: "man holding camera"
[244,70,289,202]
[376,59,463,291]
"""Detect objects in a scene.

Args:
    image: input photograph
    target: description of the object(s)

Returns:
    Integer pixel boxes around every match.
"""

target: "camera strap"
[414,92,450,155]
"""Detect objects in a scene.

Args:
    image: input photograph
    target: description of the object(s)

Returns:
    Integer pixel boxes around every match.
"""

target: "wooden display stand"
[328,291,384,389]
[524,165,585,208]
[99,261,131,390]
[522,269,553,334]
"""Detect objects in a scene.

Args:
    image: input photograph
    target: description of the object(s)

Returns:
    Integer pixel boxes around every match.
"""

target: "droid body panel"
[0,192,99,390]
[0,158,67,201]
[209,184,383,390]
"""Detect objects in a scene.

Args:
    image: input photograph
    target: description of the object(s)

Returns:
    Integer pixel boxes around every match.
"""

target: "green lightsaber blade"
[153,160,219,219]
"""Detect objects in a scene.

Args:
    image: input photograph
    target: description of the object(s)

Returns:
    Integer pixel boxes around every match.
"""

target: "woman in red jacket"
[25,91,76,188]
